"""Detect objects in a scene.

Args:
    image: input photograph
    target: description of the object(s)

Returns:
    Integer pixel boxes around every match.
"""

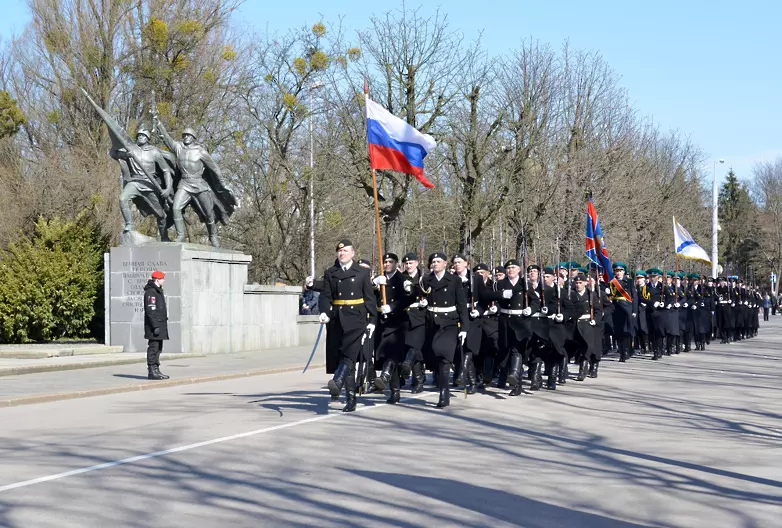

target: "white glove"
[470,309,480,318]
[541,306,549,314]
[691,305,697,310]
[483,310,490,317]
[305,276,314,287]
[373,275,387,286]
[403,280,412,294]
[419,298,428,308]
[731,303,735,307]
[380,304,391,314]
[683,303,688,308]
[502,289,513,299]
[605,287,611,295]
[489,305,498,314]
[653,302,661,308]
[711,311,715,315]
[589,319,596,326]
[632,313,637,317]
[319,313,330,323]
[458,331,467,345]
[641,303,647,308]
[666,304,672,309]
[674,303,680,308]
[366,323,376,338]
[522,307,532,316]
[555,313,564,323]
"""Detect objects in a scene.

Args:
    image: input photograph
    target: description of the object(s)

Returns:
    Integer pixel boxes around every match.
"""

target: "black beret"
[336,239,353,251]
[575,273,587,282]
[494,266,506,274]
[452,253,467,262]
[527,264,541,272]
[402,252,418,263]
[383,253,399,262]
[428,252,447,264]
[504,259,521,268]
[543,266,555,275]
[357,258,371,267]
[473,263,489,272]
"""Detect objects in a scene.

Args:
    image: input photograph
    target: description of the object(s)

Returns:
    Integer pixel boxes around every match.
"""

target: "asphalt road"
[1,320,781,527]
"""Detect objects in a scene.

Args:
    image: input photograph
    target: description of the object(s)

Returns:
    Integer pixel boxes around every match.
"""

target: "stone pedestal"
[105,242,252,353]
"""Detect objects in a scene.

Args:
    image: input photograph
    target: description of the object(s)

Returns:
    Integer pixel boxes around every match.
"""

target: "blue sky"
[2,0,779,184]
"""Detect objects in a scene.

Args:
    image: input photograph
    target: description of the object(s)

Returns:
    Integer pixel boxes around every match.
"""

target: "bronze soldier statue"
[152,114,236,247]
[111,126,174,240]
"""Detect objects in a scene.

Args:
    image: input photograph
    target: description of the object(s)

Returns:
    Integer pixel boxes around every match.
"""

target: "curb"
[0,353,208,378]
[0,363,326,408]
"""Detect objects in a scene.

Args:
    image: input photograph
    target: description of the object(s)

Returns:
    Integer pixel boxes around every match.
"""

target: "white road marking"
[0,391,440,493]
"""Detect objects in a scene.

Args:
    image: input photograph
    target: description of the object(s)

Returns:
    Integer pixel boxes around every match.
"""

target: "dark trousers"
[147,340,163,367]
[763,308,769,321]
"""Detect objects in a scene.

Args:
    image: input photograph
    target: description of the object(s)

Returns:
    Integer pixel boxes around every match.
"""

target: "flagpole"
[365,79,387,306]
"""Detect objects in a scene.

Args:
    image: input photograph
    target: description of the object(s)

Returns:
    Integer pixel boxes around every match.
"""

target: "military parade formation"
[308,239,763,412]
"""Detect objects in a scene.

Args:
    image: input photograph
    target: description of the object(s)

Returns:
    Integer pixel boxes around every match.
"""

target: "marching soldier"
[371,253,414,403]
[475,263,499,388]
[318,240,378,412]
[452,254,485,394]
[562,271,600,381]
[541,266,566,389]
[644,269,667,360]
[399,253,427,393]
[420,252,470,408]
[609,262,637,362]
[483,259,531,396]
[634,270,649,354]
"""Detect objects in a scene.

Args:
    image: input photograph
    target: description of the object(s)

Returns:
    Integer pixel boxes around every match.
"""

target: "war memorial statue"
[82,88,236,247]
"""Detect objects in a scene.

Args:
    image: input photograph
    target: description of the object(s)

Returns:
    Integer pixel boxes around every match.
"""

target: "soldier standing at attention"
[144,270,170,380]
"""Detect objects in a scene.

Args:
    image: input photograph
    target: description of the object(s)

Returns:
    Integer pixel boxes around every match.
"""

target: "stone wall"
[106,243,309,354]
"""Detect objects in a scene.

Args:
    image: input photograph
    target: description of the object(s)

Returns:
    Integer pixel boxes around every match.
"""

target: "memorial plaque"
[107,244,182,353]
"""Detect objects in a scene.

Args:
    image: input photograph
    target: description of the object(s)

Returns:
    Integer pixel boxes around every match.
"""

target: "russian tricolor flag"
[366,97,437,189]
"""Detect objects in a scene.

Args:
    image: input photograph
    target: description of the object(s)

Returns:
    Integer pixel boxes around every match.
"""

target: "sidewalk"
[0,343,325,407]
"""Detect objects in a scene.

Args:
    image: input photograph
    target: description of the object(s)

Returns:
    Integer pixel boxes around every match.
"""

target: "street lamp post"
[309,81,324,278]
[712,158,724,278]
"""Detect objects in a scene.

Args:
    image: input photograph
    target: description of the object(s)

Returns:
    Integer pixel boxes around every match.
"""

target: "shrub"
[0,214,105,343]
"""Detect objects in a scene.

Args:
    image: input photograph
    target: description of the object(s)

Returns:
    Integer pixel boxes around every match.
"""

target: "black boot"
[436,362,451,408]
[387,369,400,404]
[497,365,508,389]
[411,362,425,393]
[576,358,588,381]
[153,366,169,380]
[328,361,349,399]
[558,357,568,384]
[506,352,523,387]
[343,369,357,412]
[400,348,417,378]
[463,352,477,394]
[547,364,558,390]
[529,360,543,391]
[619,341,627,362]
[482,356,495,387]
[374,360,396,392]
[147,366,165,380]
[588,358,599,378]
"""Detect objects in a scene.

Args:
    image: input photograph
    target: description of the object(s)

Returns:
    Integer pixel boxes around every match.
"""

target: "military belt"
[333,299,364,306]
[428,306,456,313]
[500,309,524,315]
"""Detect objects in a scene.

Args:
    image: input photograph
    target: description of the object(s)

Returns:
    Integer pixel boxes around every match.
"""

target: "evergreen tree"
[719,169,759,278]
